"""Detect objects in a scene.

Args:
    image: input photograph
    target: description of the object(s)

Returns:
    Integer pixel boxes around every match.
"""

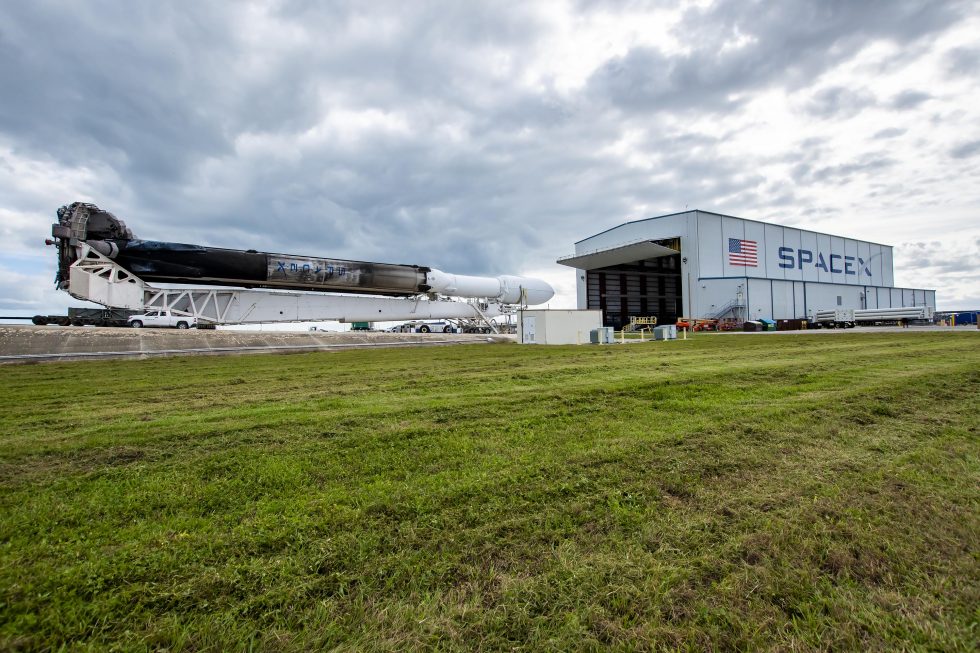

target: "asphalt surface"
[0,326,510,363]
[710,325,979,335]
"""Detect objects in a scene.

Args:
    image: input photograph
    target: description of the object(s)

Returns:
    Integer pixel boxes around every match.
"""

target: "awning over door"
[556,239,680,270]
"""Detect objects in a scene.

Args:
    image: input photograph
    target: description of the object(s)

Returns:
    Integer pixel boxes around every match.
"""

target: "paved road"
[0,326,508,364]
[708,325,978,335]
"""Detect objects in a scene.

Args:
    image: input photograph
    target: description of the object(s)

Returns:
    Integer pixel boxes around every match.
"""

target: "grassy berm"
[1,333,978,651]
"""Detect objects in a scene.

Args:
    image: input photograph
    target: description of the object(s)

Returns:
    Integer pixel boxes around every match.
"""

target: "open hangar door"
[558,239,682,330]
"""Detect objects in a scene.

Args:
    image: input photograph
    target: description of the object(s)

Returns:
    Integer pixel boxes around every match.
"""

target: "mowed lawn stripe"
[0,332,977,651]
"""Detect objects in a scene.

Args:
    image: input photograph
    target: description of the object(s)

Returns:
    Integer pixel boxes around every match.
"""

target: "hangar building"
[557,210,936,329]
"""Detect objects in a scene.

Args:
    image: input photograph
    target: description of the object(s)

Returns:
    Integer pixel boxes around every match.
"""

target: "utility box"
[777,319,805,330]
[653,325,677,340]
[590,327,614,344]
[518,309,603,345]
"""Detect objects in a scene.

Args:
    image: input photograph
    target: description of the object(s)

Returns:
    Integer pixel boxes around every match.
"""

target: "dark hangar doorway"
[586,254,682,329]
[558,238,683,330]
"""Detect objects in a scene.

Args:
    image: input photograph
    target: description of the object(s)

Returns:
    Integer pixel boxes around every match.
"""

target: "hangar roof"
[556,240,679,269]
[573,209,892,249]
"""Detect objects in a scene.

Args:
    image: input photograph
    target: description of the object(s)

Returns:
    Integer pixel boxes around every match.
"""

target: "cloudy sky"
[2,0,978,316]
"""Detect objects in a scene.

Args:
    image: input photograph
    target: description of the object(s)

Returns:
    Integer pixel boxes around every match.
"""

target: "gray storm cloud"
[1,0,978,312]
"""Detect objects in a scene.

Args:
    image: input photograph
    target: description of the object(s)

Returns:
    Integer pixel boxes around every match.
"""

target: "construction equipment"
[674,317,718,331]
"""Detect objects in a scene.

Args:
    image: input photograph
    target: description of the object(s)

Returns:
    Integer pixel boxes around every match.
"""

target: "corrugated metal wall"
[693,212,895,287]
[572,211,935,320]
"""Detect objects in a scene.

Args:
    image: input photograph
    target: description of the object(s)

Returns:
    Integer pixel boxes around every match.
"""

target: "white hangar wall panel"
[693,212,894,288]
[772,280,795,319]
[696,278,936,320]
[865,286,879,309]
[794,281,806,316]
[575,273,587,309]
[801,231,819,283]
[783,230,803,282]
[722,215,748,278]
[743,220,768,279]
[696,213,724,278]
[817,234,833,283]
[882,248,895,287]
[831,236,846,285]
[764,223,785,280]
[692,277,744,319]
[806,283,864,314]
[747,279,773,320]
[883,288,893,307]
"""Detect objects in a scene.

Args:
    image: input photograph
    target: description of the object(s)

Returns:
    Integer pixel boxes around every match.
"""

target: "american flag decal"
[728,238,758,266]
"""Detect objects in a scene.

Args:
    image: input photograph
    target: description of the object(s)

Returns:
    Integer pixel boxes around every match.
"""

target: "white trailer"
[853,306,934,324]
[810,308,855,328]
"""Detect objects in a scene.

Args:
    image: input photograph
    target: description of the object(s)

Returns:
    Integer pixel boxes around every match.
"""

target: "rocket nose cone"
[507,276,554,305]
[524,278,555,305]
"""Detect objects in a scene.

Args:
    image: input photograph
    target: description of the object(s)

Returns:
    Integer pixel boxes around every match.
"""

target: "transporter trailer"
[809,306,934,328]
[46,202,555,331]
[31,307,136,327]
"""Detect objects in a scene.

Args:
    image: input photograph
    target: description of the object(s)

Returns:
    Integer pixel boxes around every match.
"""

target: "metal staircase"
[712,299,746,321]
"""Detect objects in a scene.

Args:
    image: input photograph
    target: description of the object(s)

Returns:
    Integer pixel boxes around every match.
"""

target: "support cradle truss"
[67,244,505,329]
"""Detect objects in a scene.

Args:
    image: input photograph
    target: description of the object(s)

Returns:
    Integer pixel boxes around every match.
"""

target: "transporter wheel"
[57,317,71,327]
[130,320,143,328]
[32,316,47,325]
[176,321,189,329]
[443,326,452,333]
[418,325,431,333]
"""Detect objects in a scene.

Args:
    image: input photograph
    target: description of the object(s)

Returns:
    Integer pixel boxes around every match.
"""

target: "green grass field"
[1,333,978,651]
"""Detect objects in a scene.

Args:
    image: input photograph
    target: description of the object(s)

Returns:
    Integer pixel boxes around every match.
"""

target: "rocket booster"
[52,203,554,305]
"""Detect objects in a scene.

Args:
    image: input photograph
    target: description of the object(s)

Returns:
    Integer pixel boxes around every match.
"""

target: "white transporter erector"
[558,210,936,329]
[49,202,554,330]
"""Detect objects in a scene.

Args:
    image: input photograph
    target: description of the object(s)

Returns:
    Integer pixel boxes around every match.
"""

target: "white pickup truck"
[127,310,196,329]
